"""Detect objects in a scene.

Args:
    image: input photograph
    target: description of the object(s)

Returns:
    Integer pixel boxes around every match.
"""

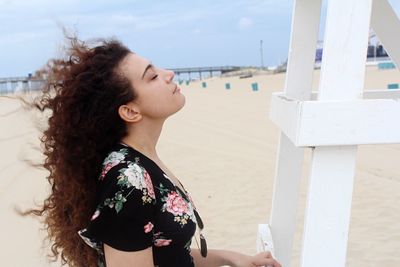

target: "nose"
[165,69,175,83]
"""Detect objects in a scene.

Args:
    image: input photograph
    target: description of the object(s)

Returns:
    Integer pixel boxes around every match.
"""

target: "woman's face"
[119,53,185,121]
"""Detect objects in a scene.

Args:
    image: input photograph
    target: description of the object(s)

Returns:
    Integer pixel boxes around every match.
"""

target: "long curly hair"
[15,34,137,266]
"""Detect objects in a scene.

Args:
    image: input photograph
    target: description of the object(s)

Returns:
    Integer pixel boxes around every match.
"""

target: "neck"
[120,118,165,161]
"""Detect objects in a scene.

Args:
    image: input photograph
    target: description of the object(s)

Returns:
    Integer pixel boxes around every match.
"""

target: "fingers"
[256,251,272,258]
[265,258,281,267]
[271,258,282,267]
[262,251,272,258]
[253,251,281,267]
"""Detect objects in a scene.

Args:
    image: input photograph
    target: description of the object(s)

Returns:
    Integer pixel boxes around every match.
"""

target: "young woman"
[20,35,281,267]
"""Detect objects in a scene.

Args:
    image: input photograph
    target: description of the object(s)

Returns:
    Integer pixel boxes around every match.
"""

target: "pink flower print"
[166,191,189,216]
[143,222,154,233]
[154,231,162,237]
[100,162,117,180]
[90,210,100,221]
[99,150,126,180]
[143,171,155,199]
[154,238,172,247]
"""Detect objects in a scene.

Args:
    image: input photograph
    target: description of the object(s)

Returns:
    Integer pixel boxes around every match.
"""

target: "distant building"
[315,44,388,62]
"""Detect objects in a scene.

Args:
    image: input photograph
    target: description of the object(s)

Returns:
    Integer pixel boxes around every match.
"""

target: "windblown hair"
[16,35,137,266]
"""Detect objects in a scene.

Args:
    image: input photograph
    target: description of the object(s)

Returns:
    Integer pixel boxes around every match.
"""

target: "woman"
[20,35,281,267]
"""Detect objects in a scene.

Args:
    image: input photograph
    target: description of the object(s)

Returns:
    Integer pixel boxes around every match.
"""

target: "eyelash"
[151,75,158,80]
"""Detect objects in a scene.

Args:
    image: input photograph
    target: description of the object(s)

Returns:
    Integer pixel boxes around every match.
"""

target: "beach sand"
[1,66,399,266]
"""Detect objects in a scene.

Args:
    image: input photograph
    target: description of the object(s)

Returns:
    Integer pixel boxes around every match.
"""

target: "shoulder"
[99,144,132,180]
[98,144,156,198]
[99,143,151,180]
[93,154,156,217]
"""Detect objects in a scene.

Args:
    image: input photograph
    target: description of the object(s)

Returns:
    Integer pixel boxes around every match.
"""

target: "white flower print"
[119,162,156,204]
[99,149,128,180]
[104,150,126,165]
[124,162,146,189]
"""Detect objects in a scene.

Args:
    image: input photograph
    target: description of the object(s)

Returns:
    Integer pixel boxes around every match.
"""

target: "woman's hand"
[231,251,282,267]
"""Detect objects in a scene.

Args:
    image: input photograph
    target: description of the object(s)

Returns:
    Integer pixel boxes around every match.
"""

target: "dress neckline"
[118,141,189,200]
[117,142,203,230]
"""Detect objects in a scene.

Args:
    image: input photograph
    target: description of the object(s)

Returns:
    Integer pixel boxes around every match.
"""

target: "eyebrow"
[141,63,154,80]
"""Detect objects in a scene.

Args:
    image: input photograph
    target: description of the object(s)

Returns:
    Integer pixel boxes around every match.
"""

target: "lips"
[173,85,180,94]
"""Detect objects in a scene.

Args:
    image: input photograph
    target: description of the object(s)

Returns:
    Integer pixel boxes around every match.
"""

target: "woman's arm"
[103,244,154,267]
[190,248,242,267]
[190,248,281,267]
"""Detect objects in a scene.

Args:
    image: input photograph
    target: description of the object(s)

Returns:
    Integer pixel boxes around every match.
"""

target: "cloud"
[238,17,253,30]
[0,0,298,76]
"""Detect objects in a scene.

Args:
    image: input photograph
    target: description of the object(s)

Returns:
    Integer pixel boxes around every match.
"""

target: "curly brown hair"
[15,34,137,266]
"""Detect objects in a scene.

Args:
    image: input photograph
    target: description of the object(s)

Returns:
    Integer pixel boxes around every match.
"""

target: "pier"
[0,66,243,94]
[0,76,45,94]
[169,66,242,80]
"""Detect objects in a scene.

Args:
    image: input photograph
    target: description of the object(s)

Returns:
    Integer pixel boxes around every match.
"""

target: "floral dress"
[78,142,199,267]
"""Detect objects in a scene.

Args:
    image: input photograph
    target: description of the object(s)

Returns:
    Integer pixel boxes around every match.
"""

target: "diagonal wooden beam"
[371,0,400,69]
[267,0,322,266]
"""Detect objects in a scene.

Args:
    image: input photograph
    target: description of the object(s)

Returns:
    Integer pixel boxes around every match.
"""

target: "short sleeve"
[78,160,157,252]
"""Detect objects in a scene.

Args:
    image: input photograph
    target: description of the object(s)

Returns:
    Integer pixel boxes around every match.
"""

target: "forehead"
[119,53,150,82]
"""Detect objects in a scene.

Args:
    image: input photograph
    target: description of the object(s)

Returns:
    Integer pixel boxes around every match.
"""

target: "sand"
[1,66,399,266]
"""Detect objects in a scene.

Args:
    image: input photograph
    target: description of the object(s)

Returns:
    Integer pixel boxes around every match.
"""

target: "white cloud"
[0,0,296,76]
[238,17,253,30]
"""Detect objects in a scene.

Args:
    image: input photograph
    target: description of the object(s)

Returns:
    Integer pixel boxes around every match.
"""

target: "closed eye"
[151,75,158,80]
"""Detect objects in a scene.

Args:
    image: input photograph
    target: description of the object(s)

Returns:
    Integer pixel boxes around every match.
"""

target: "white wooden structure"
[257,0,400,266]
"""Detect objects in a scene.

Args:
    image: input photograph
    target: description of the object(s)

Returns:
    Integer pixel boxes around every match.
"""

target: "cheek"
[140,88,174,117]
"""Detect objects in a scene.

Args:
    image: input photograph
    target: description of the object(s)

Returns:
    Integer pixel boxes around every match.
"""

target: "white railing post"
[300,1,373,266]
[265,0,399,266]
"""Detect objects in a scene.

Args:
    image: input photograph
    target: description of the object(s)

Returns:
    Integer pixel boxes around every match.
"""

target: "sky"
[0,0,399,77]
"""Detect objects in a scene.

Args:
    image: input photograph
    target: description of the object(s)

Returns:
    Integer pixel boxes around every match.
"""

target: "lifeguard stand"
[257,0,400,266]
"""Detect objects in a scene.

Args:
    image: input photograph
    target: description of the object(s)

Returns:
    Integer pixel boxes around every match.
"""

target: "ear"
[118,104,142,123]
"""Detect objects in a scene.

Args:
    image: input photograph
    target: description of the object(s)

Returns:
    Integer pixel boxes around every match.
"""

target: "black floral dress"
[78,142,199,267]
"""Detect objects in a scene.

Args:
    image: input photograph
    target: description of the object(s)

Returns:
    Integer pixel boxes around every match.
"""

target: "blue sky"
[0,0,399,77]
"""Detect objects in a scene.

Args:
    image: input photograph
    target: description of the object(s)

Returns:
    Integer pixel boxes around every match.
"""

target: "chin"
[172,97,186,114]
